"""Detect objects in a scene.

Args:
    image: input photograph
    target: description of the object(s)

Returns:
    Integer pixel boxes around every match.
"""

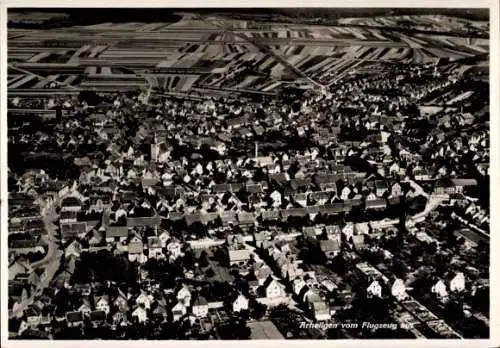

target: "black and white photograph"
[0,2,497,345]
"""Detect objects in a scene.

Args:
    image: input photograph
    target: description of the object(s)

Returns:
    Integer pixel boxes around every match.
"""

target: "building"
[95,295,110,315]
[66,311,83,327]
[172,301,187,322]
[228,248,251,267]
[352,234,366,250]
[136,292,154,309]
[433,178,477,195]
[232,293,249,312]
[61,196,83,212]
[367,280,382,298]
[320,239,341,259]
[307,294,330,321]
[147,236,164,259]
[128,233,144,262]
[391,278,407,301]
[90,310,106,327]
[176,285,192,306]
[431,279,449,302]
[113,290,129,312]
[192,296,209,318]
[131,306,148,324]
[262,276,286,299]
[449,272,465,293]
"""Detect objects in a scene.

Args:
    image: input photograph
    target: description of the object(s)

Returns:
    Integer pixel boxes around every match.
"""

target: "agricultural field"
[7,14,489,96]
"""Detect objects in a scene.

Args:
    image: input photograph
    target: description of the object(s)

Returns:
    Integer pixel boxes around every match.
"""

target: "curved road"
[10,204,61,319]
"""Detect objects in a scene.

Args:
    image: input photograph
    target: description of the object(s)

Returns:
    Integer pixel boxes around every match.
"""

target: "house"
[365,192,377,201]
[158,230,170,247]
[9,284,30,311]
[90,310,106,327]
[60,210,78,224]
[340,186,351,200]
[449,272,465,292]
[78,299,92,317]
[66,311,83,327]
[294,193,308,207]
[270,190,282,208]
[176,285,192,306]
[95,295,110,315]
[232,293,249,312]
[60,222,87,242]
[390,182,403,197]
[342,223,354,240]
[65,240,82,259]
[450,179,478,194]
[284,262,302,281]
[320,239,341,259]
[352,234,366,250]
[113,289,129,312]
[25,305,42,327]
[263,276,286,299]
[367,280,382,298]
[105,226,128,244]
[228,248,251,267]
[88,229,103,246]
[128,233,144,262]
[321,279,338,293]
[75,283,92,296]
[61,196,83,212]
[365,199,387,210]
[374,181,388,197]
[307,294,330,321]
[16,320,29,336]
[151,303,168,322]
[136,292,154,309]
[112,311,129,328]
[254,231,270,248]
[256,266,273,286]
[391,278,407,301]
[166,239,184,261]
[293,277,307,296]
[9,258,31,280]
[238,212,256,227]
[131,305,148,324]
[302,226,317,241]
[431,279,449,302]
[147,236,164,259]
[172,301,187,322]
[433,179,457,195]
[192,296,209,318]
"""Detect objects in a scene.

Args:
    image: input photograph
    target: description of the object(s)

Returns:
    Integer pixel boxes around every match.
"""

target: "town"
[6,8,490,340]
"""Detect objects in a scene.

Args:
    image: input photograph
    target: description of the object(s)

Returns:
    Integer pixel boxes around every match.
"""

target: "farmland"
[8,12,489,96]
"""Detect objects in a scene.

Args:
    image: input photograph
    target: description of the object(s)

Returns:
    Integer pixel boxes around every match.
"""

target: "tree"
[218,320,251,339]
[199,250,210,268]
[330,253,348,276]
[251,302,267,320]
[78,91,101,106]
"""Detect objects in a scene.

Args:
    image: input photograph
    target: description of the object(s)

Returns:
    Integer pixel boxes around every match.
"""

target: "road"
[10,204,61,319]
[8,108,57,115]
[450,212,489,240]
[212,19,326,89]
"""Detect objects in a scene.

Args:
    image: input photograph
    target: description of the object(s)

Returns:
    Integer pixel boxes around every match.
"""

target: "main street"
[10,203,61,319]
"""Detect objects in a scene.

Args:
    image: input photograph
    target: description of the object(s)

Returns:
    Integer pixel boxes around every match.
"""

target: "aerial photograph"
[5,7,490,340]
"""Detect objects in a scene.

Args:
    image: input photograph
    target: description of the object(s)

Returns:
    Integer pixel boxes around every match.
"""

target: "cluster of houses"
[8,191,47,256]
[7,49,489,340]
